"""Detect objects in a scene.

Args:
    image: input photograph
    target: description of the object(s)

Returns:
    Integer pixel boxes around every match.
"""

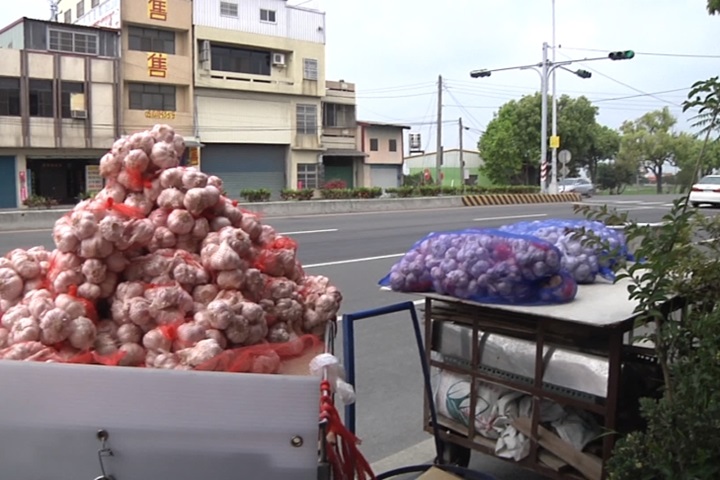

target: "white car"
[558,178,595,197]
[689,174,720,208]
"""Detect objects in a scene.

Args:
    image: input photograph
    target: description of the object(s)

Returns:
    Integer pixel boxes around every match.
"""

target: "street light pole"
[540,42,549,193]
[470,49,633,193]
[550,0,559,194]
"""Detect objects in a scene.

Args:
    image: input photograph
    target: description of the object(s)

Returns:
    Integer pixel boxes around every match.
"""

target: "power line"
[357,81,436,94]
[447,77,690,101]
[443,86,485,131]
[590,87,690,103]
[556,50,683,107]
[559,46,720,59]
[354,91,436,99]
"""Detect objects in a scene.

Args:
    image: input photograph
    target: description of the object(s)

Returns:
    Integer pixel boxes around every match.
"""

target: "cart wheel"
[435,440,471,468]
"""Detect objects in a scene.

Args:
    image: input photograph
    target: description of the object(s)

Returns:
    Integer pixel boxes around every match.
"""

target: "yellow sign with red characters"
[147,52,168,78]
[147,0,168,21]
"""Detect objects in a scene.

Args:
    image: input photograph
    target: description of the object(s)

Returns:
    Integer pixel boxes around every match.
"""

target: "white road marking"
[303,253,405,269]
[473,213,548,222]
[280,228,338,235]
[0,228,53,234]
[370,438,437,474]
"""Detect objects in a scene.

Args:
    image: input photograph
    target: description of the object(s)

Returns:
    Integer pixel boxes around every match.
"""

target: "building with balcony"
[0,17,120,207]
[191,0,326,198]
[58,0,197,145]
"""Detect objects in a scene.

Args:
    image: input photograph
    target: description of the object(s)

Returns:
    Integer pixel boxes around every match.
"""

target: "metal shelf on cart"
[427,416,588,480]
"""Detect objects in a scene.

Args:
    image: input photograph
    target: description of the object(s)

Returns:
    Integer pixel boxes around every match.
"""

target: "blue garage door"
[0,156,17,209]
[200,144,287,199]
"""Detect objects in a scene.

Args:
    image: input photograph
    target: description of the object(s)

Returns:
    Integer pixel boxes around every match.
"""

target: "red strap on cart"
[319,379,375,480]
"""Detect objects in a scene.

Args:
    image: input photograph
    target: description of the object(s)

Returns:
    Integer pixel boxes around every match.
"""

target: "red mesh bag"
[67,285,99,324]
[254,236,299,277]
[193,334,321,374]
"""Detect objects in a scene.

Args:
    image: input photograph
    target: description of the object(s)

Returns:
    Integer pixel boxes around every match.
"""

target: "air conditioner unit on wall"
[272,52,286,66]
[71,110,87,119]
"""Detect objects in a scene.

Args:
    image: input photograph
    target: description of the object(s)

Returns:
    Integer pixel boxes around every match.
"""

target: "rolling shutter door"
[200,144,287,199]
[0,157,17,208]
[370,164,400,189]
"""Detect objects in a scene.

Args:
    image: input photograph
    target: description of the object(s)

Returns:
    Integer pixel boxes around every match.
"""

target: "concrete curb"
[462,192,582,206]
[0,196,465,231]
[0,194,583,232]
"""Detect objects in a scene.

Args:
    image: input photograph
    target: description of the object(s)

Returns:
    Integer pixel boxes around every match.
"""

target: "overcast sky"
[4,0,718,154]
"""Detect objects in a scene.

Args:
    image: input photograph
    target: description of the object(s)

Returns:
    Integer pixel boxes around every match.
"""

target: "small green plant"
[351,187,383,199]
[418,185,441,197]
[239,188,271,202]
[319,188,353,200]
[23,195,58,208]
[280,189,314,201]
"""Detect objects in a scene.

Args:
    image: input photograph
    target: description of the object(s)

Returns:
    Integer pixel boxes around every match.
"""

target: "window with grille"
[0,77,20,117]
[370,138,379,151]
[128,26,175,54]
[220,1,238,17]
[296,104,317,135]
[260,9,276,23]
[389,139,397,152]
[128,83,176,111]
[91,0,99,7]
[76,0,85,18]
[48,28,98,55]
[298,164,319,189]
[29,79,54,118]
[303,58,318,81]
[64,10,72,23]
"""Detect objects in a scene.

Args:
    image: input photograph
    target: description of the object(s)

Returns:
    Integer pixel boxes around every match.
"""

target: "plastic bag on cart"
[498,219,632,284]
[378,228,578,305]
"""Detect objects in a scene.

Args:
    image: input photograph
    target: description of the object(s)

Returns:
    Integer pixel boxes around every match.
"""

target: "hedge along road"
[0,197,682,476]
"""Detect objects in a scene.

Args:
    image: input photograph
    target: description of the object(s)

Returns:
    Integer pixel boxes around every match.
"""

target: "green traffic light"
[624,50,635,59]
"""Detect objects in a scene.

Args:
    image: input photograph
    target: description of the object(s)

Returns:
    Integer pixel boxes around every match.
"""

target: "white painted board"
[0,361,320,480]
[384,276,646,327]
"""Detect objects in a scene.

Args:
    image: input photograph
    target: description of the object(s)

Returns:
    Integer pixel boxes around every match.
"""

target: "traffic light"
[575,69,592,79]
[608,50,635,60]
[470,69,492,78]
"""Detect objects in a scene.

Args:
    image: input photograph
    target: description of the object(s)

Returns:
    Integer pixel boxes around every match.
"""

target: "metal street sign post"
[558,150,571,183]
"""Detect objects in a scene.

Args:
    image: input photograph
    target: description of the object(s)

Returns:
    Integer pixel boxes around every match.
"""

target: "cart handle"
[341,300,446,463]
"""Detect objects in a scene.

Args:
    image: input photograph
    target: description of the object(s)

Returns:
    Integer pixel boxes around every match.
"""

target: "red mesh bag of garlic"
[0,124,341,373]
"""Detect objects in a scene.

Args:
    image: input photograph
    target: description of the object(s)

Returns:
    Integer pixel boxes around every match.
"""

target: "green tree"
[586,124,622,181]
[595,160,635,194]
[478,93,602,184]
[618,107,680,194]
[709,0,720,14]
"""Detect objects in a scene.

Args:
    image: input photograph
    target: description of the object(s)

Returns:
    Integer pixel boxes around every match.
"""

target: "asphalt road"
[2,194,711,479]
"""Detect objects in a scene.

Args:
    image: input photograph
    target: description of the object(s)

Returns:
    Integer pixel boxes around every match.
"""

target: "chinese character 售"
[147,53,168,78]
[148,0,168,21]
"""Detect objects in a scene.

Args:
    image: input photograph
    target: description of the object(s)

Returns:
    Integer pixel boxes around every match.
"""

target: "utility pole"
[540,43,549,193]
[435,75,443,186]
[459,117,465,193]
[550,0,559,194]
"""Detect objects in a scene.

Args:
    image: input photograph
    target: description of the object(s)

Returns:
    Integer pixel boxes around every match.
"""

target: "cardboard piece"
[417,466,463,479]
[513,417,602,480]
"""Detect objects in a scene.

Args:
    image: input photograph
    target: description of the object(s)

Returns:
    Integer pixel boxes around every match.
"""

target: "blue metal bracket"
[341,300,442,460]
